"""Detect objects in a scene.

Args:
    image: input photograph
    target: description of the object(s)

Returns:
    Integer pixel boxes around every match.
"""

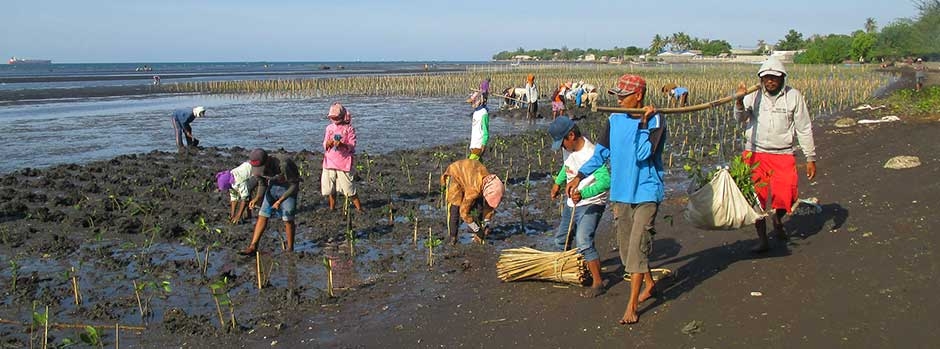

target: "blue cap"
[548,116,575,151]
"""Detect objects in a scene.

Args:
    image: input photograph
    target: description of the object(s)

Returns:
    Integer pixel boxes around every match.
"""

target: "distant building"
[512,55,535,61]
[731,48,758,55]
[770,50,802,63]
[583,54,596,61]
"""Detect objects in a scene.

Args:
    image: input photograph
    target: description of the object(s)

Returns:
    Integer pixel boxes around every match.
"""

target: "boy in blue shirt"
[567,74,666,324]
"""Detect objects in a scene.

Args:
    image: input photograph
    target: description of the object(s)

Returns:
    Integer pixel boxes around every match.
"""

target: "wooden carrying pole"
[593,84,760,114]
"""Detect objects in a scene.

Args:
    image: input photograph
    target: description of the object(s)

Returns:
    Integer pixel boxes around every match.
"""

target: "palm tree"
[864,17,877,33]
[649,34,666,54]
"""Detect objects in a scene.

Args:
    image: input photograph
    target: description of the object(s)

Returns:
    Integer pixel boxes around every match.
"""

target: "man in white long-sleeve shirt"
[734,57,817,253]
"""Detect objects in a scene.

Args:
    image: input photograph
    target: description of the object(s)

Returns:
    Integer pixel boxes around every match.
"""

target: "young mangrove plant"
[209,277,237,331]
[80,325,103,348]
[425,227,442,268]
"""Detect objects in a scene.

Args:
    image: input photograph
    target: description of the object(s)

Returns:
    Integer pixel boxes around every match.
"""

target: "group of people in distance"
[181,56,815,326]
[541,56,816,324]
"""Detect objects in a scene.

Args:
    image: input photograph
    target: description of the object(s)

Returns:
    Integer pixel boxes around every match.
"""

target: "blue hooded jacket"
[577,112,666,204]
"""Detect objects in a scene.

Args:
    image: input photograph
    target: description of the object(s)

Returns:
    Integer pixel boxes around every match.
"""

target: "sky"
[0,0,920,63]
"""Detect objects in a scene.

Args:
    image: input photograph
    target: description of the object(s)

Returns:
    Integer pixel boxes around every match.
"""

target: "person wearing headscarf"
[465,92,490,160]
[440,159,503,244]
[525,74,539,119]
[171,106,206,153]
[216,161,257,224]
[321,102,363,212]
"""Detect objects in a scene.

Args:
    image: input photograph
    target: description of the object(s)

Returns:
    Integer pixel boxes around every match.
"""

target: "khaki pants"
[612,202,658,274]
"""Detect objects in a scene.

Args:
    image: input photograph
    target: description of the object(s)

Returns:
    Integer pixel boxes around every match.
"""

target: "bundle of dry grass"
[496,247,586,285]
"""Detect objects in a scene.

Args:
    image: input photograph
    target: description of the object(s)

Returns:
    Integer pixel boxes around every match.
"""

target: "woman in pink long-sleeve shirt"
[321,102,363,212]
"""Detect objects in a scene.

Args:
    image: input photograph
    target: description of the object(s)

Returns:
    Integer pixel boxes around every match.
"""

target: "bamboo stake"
[595,84,760,114]
[255,251,263,290]
[43,306,48,349]
[563,206,576,250]
[115,323,119,349]
[203,246,210,275]
[0,318,146,331]
[326,258,334,297]
[132,281,145,319]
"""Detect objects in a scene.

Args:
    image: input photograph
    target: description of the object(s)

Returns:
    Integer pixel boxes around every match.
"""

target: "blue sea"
[0,61,545,174]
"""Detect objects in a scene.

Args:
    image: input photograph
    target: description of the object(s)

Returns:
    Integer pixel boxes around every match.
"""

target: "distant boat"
[8,56,52,65]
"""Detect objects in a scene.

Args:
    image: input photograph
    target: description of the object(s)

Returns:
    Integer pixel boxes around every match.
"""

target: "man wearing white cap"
[171,106,206,153]
[734,57,817,253]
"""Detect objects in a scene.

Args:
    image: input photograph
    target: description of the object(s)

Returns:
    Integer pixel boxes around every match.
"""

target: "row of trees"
[491,32,733,61]
[492,1,939,64]
[787,1,938,63]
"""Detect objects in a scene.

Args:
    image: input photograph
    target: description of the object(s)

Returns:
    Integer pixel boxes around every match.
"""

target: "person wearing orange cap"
[441,159,503,245]
[524,74,539,119]
[566,73,666,324]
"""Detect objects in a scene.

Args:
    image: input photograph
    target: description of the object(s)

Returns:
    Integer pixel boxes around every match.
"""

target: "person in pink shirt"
[322,102,363,212]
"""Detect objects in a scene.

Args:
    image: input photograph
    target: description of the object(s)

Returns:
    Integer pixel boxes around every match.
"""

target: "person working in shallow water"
[171,106,205,153]
[466,92,490,160]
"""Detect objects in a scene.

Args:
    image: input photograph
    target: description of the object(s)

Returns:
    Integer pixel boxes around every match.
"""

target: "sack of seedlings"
[685,168,764,230]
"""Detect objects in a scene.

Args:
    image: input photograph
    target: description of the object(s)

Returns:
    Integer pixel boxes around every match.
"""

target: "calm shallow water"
[0,94,542,173]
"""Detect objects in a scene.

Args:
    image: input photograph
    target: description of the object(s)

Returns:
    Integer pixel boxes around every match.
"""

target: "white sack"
[685,168,764,230]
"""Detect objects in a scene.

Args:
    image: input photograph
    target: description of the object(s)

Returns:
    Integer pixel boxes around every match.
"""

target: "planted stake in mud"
[132,281,144,321]
[70,266,82,306]
[323,257,334,297]
[255,251,263,290]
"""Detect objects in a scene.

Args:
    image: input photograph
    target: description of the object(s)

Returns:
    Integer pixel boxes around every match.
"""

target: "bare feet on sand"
[619,305,639,325]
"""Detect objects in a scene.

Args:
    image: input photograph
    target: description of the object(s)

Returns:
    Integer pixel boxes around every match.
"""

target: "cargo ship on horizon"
[8,57,52,65]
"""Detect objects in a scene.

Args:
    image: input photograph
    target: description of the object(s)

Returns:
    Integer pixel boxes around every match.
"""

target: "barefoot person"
[566,74,666,324]
[322,102,363,212]
[465,92,490,160]
[171,106,205,153]
[441,159,503,245]
[240,148,301,254]
[216,161,256,224]
[548,116,610,297]
[734,57,817,253]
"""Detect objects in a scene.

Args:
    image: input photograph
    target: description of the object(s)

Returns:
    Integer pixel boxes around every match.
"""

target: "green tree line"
[493,1,939,64]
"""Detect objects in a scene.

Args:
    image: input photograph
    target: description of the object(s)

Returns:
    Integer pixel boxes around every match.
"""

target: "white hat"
[192,106,206,117]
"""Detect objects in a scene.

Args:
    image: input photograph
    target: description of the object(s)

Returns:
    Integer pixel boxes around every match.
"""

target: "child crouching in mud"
[216,161,256,224]
[441,159,504,245]
[322,102,363,212]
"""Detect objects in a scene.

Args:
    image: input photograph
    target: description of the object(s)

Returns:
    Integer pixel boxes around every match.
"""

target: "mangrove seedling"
[425,227,442,268]
[80,326,102,348]
[8,259,19,293]
[209,277,237,330]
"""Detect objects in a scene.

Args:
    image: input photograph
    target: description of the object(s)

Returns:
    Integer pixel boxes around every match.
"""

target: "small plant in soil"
[399,154,413,185]
[8,259,19,293]
[209,277,237,331]
[425,227,442,268]
[80,326,103,348]
[133,279,172,319]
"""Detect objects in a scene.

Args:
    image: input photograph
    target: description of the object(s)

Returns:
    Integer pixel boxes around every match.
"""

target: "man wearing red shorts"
[734,57,817,253]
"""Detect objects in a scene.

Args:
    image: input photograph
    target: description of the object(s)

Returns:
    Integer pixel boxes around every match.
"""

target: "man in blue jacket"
[566,74,666,325]
[171,106,205,153]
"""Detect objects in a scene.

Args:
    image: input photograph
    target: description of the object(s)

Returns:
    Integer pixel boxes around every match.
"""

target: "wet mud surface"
[3,73,939,347]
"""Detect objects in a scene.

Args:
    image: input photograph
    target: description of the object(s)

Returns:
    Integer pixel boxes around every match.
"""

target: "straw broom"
[496,204,585,285]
